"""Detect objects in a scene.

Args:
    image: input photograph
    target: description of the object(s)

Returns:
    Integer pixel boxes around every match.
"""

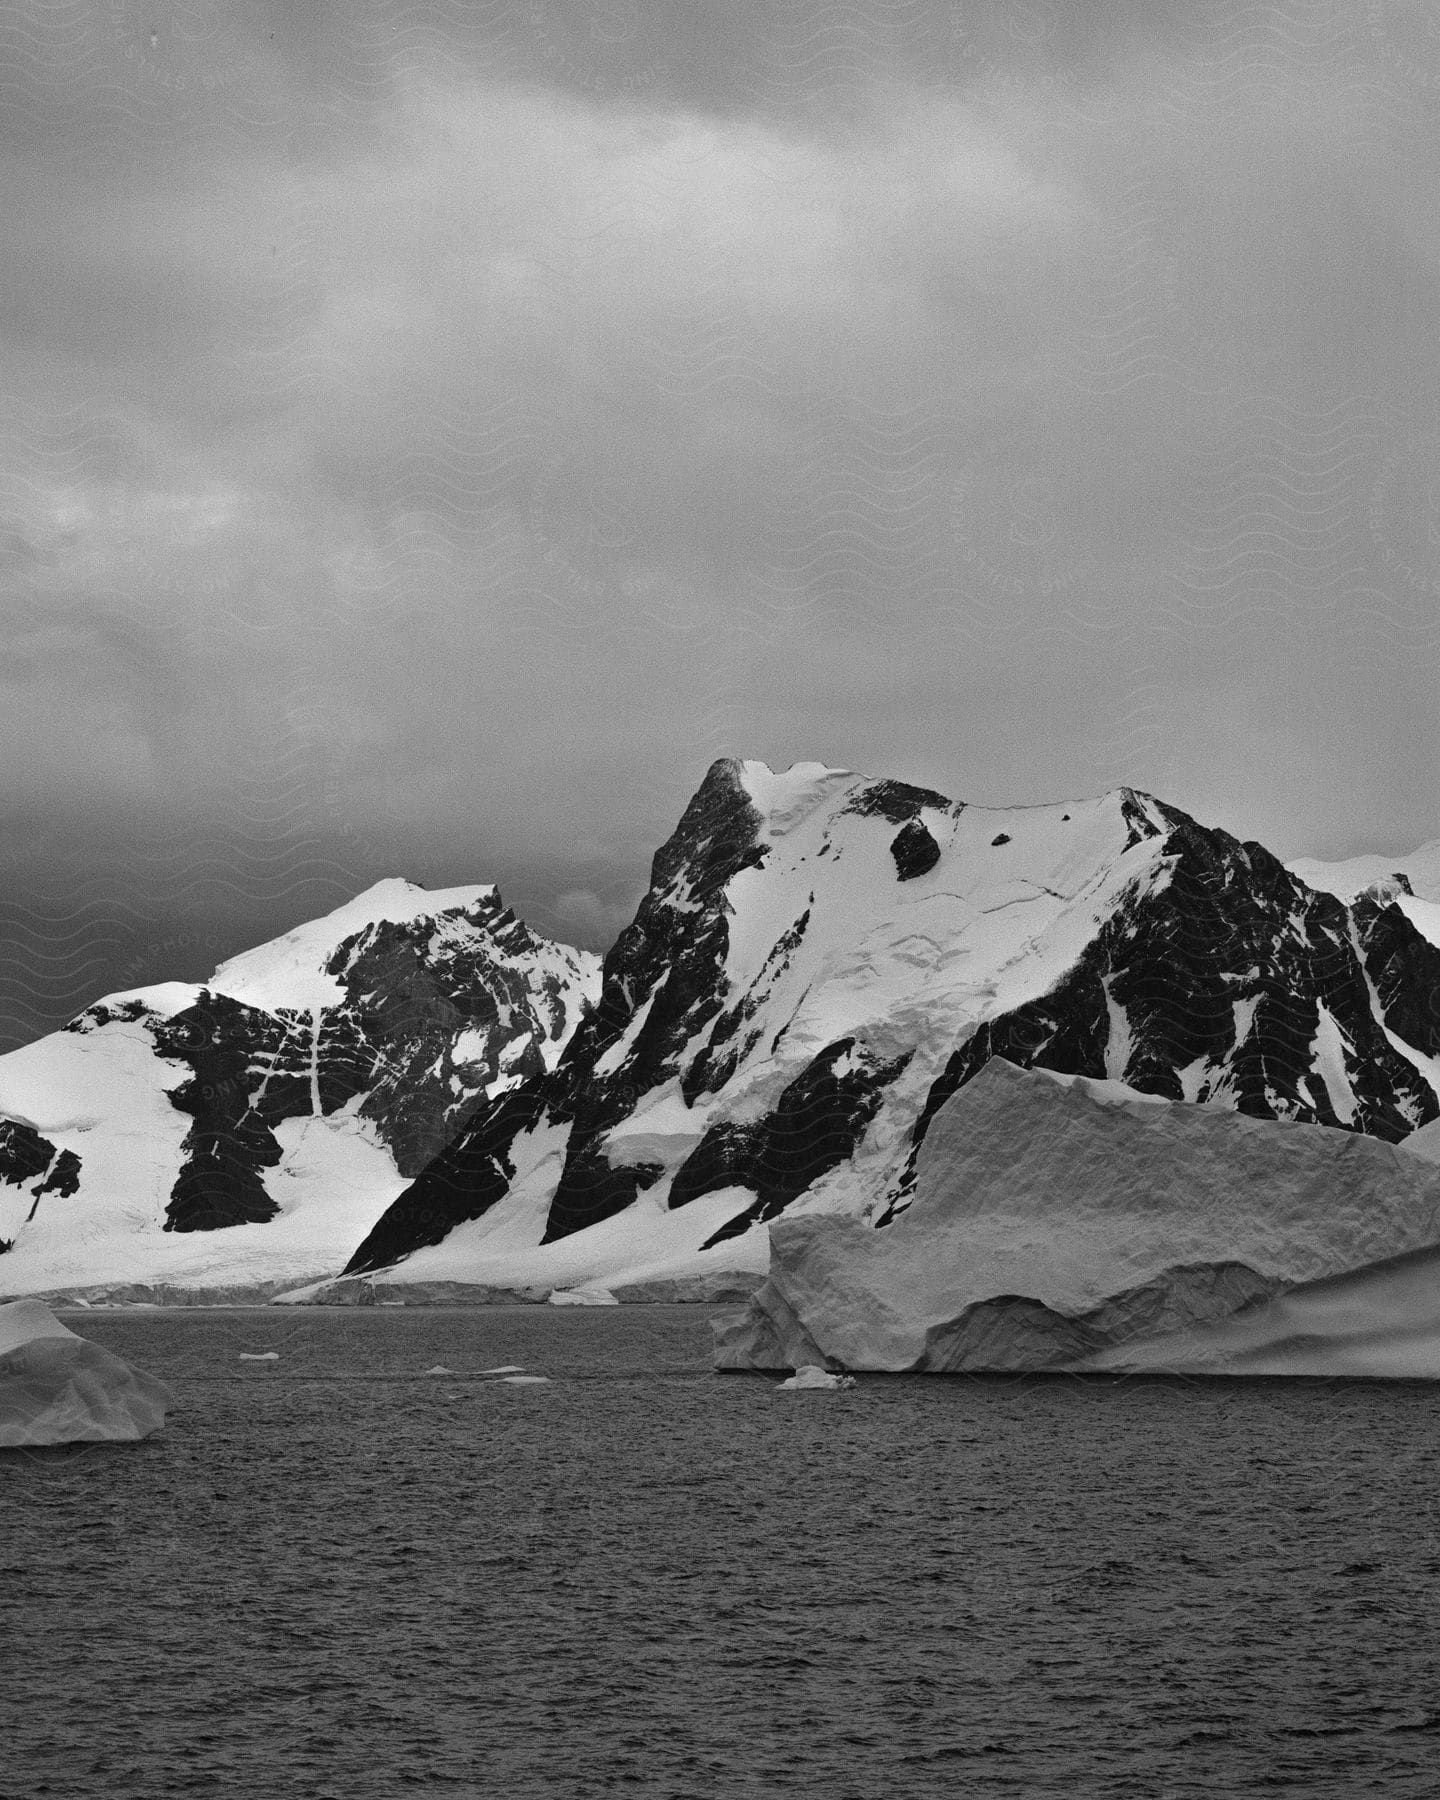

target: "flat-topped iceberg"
[713,1058,1440,1375]
[0,1299,175,1445]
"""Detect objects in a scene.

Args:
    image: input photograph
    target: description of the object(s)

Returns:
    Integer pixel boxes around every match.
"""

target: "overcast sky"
[3,0,1439,1047]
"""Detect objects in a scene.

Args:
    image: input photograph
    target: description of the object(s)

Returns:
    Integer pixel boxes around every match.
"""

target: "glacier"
[0,1299,174,1445]
[713,1058,1440,1374]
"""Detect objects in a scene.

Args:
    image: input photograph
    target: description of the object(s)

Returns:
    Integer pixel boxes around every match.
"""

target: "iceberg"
[777,1365,856,1390]
[1079,1242,1440,1378]
[0,1299,175,1446]
[547,1286,618,1307]
[713,1058,1440,1375]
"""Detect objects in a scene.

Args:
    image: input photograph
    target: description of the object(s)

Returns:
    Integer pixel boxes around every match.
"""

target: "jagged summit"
[724,754,1175,838]
[731,759,855,830]
[207,877,504,1014]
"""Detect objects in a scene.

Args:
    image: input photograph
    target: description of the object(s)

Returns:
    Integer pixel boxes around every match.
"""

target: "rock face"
[712,1058,1440,1373]
[346,758,1440,1295]
[0,1298,174,1444]
[0,880,598,1296]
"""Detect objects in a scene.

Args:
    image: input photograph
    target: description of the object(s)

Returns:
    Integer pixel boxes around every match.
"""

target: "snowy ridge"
[1288,844,1440,906]
[208,879,503,1014]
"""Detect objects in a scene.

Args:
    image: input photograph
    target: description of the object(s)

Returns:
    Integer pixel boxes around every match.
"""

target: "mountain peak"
[735,758,854,809]
[347,760,1440,1289]
[207,878,504,1015]
[0,873,601,1294]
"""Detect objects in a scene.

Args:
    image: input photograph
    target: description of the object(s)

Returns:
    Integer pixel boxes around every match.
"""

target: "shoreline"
[6,1270,767,1310]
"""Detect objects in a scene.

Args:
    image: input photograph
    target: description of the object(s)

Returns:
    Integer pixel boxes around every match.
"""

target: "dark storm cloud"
[2,0,1439,1042]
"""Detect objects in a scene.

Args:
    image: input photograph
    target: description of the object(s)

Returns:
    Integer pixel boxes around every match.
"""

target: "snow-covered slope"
[1287,844,1440,906]
[1288,845,1440,956]
[0,881,599,1296]
[346,759,1440,1292]
[713,1058,1440,1373]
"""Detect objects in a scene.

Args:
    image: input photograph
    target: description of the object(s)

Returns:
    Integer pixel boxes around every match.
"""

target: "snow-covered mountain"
[0,880,599,1295]
[342,759,1440,1294]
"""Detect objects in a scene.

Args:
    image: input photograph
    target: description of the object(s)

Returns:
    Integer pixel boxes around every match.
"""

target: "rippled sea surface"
[7,1307,1440,1798]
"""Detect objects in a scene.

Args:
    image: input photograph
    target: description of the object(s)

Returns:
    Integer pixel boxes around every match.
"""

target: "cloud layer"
[2,2,1439,1043]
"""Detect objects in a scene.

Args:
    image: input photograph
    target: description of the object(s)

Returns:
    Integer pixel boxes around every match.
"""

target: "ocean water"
[6,1307,1440,1799]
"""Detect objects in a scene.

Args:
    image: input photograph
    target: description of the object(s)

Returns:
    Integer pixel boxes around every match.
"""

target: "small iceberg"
[480,1365,525,1375]
[0,1299,175,1446]
[422,1365,456,1376]
[497,1375,550,1385]
[548,1286,618,1307]
[238,1351,280,1362]
[778,1365,855,1391]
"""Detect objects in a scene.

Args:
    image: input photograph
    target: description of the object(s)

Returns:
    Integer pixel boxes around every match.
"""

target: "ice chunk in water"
[0,1299,174,1446]
[778,1365,855,1390]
